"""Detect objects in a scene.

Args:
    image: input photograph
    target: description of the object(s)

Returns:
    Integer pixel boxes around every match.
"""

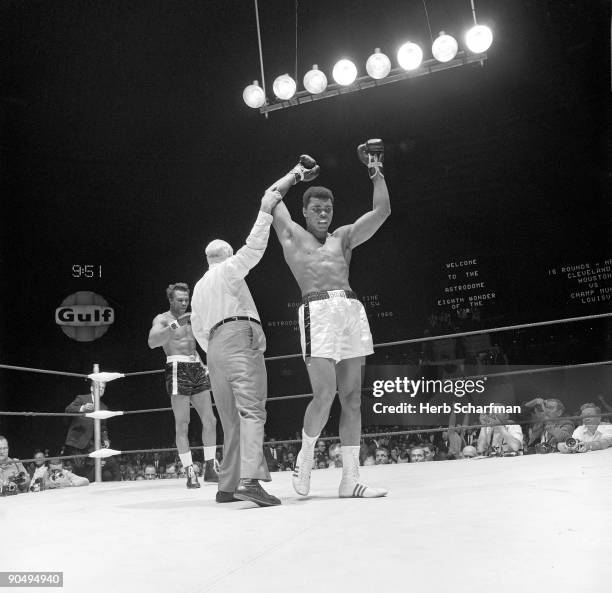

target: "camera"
[11,471,27,486]
[563,438,584,453]
[0,481,18,496]
[534,442,555,454]
[30,478,45,492]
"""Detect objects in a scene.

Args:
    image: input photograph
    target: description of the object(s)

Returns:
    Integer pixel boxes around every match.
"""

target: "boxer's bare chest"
[161,312,197,356]
[283,231,352,294]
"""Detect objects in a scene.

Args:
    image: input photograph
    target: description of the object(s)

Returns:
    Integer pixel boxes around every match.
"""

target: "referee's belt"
[302,290,358,304]
[209,316,261,337]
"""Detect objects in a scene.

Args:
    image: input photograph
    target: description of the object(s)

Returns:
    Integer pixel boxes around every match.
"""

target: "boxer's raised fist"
[357,139,384,179]
[290,154,320,185]
[169,313,191,330]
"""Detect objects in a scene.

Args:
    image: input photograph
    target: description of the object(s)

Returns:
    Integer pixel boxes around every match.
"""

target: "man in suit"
[64,382,118,481]
[263,438,287,472]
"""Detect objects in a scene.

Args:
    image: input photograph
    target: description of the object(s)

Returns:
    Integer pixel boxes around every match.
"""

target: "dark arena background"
[1,0,610,453]
[1,0,612,573]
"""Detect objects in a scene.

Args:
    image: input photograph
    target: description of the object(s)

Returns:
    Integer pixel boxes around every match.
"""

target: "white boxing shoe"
[339,479,388,498]
[292,449,314,496]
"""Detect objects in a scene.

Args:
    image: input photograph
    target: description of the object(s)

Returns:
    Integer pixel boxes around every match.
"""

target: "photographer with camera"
[476,408,523,456]
[558,404,612,453]
[44,459,89,489]
[0,435,31,495]
[524,397,574,453]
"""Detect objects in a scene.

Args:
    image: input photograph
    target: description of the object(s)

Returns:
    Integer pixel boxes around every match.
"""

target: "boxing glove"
[357,139,384,179]
[290,154,320,185]
[169,313,191,330]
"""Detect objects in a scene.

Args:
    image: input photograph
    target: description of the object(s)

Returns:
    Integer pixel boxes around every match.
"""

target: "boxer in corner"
[148,283,218,488]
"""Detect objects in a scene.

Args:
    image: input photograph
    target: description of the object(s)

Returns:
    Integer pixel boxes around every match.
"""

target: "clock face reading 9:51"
[72,265,102,278]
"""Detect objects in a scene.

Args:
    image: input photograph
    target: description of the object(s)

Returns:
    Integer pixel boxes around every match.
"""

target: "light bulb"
[332,59,358,86]
[465,24,493,53]
[242,81,266,109]
[397,42,423,71]
[303,65,328,94]
[366,48,391,79]
[432,32,458,63]
[272,74,297,100]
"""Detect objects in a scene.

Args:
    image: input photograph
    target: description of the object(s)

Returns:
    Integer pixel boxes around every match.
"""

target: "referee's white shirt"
[190,211,273,352]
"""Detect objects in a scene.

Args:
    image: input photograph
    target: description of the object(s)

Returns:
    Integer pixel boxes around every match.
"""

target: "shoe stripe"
[352,484,360,497]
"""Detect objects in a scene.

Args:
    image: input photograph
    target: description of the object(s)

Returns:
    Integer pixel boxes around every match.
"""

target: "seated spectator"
[375,447,391,465]
[164,463,178,479]
[397,451,410,463]
[0,436,31,494]
[28,451,48,479]
[327,444,342,468]
[316,459,329,469]
[409,446,427,463]
[524,397,573,451]
[476,408,523,455]
[284,451,296,471]
[314,440,329,467]
[45,459,89,489]
[145,452,166,477]
[126,464,138,481]
[558,404,612,453]
[363,454,376,466]
[263,438,286,472]
[143,465,158,480]
[422,442,436,461]
[462,445,478,458]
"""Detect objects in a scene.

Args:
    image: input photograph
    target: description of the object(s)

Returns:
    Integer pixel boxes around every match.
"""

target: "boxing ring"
[3,451,612,593]
[1,312,612,592]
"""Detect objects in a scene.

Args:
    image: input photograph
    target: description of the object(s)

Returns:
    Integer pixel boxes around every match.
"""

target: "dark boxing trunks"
[165,354,211,396]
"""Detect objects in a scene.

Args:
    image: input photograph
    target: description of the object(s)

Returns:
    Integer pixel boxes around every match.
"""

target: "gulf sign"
[55,291,114,342]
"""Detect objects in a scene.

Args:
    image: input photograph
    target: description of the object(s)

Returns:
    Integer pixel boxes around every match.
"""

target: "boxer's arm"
[148,314,172,348]
[346,174,391,248]
[269,156,320,242]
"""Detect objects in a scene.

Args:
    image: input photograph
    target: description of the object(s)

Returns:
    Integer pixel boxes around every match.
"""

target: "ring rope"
[2,312,609,378]
[2,359,610,417]
[264,312,612,361]
[0,364,89,378]
[15,411,612,464]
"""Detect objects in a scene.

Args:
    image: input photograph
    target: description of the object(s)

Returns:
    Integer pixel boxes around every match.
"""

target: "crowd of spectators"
[3,394,611,495]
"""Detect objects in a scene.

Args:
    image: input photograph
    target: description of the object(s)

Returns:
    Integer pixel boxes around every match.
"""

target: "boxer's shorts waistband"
[302,290,358,304]
[166,354,201,363]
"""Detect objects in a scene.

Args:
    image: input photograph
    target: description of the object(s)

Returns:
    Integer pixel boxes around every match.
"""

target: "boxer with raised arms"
[268,141,390,498]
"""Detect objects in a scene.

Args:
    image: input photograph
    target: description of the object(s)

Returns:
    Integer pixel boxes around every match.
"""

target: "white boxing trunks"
[298,290,374,362]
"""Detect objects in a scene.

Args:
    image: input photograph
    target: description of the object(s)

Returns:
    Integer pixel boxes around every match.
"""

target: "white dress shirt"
[191,211,273,352]
[572,423,612,442]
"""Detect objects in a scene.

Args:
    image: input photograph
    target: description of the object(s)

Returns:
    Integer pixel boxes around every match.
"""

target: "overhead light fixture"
[332,59,358,86]
[432,31,458,62]
[465,24,493,53]
[303,65,328,94]
[366,48,392,79]
[397,42,424,71]
[242,81,266,109]
[272,74,297,100]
